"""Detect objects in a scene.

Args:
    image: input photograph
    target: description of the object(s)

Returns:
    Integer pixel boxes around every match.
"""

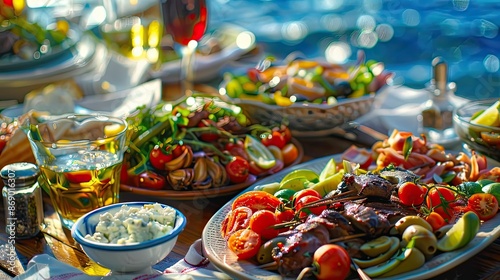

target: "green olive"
[395,215,433,234]
[360,236,393,257]
[402,225,438,257]
[256,236,287,264]
[353,237,400,268]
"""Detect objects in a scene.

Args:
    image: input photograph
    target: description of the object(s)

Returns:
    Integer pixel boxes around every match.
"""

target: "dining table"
[0,82,499,280]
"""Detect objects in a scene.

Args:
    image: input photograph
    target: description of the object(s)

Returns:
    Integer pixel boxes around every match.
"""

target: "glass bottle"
[1,162,44,239]
[418,57,458,143]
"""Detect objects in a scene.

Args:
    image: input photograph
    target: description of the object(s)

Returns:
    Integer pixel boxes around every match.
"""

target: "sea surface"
[209,0,500,100]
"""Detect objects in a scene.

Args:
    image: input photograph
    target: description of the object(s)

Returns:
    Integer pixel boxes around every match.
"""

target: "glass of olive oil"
[25,114,129,230]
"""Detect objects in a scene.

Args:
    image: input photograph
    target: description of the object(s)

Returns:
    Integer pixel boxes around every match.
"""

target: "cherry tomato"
[425,186,457,221]
[225,156,250,184]
[232,190,282,212]
[172,144,185,158]
[261,131,286,149]
[198,120,219,142]
[398,182,427,206]
[293,189,321,206]
[227,228,262,260]
[220,206,252,239]
[295,195,326,218]
[312,244,351,280]
[281,143,299,166]
[275,208,295,227]
[273,125,292,143]
[249,209,279,240]
[64,171,92,184]
[149,145,173,170]
[425,211,447,231]
[133,170,165,190]
[0,135,7,154]
[467,193,499,221]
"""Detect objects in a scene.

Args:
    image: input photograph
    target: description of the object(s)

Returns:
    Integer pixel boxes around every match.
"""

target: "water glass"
[25,114,128,229]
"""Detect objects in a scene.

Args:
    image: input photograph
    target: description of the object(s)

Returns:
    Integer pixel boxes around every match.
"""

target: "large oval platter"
[202,154,500,280]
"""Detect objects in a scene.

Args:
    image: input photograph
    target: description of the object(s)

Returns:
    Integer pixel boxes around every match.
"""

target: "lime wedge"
[280,169,320,184]
[471,100,500,126]
[244,135,276,169]
[319,158,337,181]
[437,211,480,252]
[279,176,310,192]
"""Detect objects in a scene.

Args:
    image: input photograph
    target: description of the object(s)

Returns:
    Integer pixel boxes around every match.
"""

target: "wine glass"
[161,0,208,98]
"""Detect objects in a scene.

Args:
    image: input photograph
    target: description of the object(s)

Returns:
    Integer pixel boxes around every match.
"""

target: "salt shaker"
[1,162,44,239]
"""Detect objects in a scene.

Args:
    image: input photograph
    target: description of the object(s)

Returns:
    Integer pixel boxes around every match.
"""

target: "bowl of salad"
[218,51,393,136]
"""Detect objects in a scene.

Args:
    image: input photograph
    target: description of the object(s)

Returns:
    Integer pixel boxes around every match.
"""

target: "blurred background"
[2,0,500,101]
[206,0,500,100]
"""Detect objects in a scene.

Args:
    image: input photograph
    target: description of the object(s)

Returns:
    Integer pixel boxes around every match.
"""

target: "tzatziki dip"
[84,203,176,244]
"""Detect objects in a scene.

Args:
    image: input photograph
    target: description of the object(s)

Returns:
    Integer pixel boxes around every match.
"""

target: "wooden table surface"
[0,84,499,279]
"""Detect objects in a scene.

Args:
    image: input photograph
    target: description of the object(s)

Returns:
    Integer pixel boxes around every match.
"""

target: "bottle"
[1,162,44,239]
[418,57,458,145]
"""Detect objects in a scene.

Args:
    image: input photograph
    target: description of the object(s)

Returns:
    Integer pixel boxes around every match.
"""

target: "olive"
[256,236,287,264]
[402,225,438,258]
[334,81,353,97]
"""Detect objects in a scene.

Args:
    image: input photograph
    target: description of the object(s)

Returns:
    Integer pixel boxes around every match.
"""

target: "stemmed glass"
[161,0,208,98]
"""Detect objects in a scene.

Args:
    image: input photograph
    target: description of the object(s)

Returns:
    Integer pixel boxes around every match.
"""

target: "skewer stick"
[329,233,366,243]
[257,262,278,270]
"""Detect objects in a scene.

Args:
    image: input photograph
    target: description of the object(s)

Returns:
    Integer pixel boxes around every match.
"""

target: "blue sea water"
[208,0,500,100]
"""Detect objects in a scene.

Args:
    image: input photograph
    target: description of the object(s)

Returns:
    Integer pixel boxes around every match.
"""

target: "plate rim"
[201,154,500,280]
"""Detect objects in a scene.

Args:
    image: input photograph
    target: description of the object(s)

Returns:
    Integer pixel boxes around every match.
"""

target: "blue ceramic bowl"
[71,201,186,274]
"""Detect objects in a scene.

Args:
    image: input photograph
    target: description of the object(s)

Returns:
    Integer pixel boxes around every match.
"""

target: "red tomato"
[312,244,351,280]
[261,131,286,149]
[232,191,282,212]
[133,170,165,190]
[467,193,499,221]
[220,206,252,239]
[227,228,262,260]
[341,145,373,170]
[275,125,292,143]
[64,171,92,183]
[275,208,295,224]
[0,135,7,154]
[295,195,326,218]
[172,144,185,158]
[425,211,447,231]
[225,156,250,184]
[249,209,279,240]
[281,143,299,166]
[198,120,219,142]
[398,182,427,206]
[293,189,321,206]
[425,186,457,221]
[149,145,173,170]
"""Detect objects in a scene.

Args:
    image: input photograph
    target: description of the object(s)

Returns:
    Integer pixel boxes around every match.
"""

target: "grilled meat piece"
[363,200,420,224]
[379,166,421,187]
[316,209,355,238]
[334,173,396,199]
[272,220,330,277]
[343,201,392,237]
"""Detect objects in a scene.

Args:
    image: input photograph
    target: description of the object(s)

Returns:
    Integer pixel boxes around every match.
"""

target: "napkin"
[13,240,231,280]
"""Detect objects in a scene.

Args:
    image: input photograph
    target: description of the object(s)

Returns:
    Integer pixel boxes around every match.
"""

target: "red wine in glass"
[162,0,208,46]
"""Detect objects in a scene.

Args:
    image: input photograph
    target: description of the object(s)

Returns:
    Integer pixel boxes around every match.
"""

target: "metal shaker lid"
[1,162,40,188]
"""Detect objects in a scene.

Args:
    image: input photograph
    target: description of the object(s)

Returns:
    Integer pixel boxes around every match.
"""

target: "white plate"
[202,155,500,280]
[150,24,256,83]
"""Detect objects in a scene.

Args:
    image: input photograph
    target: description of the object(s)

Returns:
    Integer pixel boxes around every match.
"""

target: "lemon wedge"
[437,211,480,252]
[244,135,276,169]
[471,100,500,126]
[319,157,337,181]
